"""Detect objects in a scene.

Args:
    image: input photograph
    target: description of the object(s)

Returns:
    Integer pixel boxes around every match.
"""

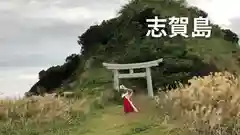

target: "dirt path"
[70,94,168,135]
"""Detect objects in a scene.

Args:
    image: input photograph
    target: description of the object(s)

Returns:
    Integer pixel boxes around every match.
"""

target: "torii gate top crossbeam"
[102,58,163,70]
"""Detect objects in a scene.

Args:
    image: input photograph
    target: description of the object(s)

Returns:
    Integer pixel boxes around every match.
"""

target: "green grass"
[67,95,182,135]
[70,101,165,135]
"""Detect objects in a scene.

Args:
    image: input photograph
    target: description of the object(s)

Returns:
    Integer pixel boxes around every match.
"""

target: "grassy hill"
[9,0,240,134]
[27,0,240,95]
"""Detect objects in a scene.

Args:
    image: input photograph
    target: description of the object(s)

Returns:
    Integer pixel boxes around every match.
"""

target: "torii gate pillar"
[102,58,163,97]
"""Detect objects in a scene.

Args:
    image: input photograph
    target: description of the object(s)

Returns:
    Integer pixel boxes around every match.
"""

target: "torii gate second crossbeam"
[102,58,163,97]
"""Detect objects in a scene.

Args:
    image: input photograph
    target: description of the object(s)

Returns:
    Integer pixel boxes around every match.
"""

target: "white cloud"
[22,7,93,24]
[187,0,240,28]
[0,1,19,11]
[17,74,38,80]
[0,67,42,98]
[0,0,126,25]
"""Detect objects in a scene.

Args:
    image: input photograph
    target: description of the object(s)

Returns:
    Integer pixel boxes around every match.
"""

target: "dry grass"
[157,72,240,135]
[0,96,91,135]
[0,95,94,135]
[2,71,240,135]
[0,88,113,135]
[0,96,87,123]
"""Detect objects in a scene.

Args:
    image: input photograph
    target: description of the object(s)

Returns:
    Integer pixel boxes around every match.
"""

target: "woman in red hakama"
[120,85,139,114]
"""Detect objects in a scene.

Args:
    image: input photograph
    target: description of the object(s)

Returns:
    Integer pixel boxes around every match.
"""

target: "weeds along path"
[71,94,171,135]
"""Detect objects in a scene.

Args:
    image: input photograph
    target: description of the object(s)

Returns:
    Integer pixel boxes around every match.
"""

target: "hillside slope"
[28,0,240,96]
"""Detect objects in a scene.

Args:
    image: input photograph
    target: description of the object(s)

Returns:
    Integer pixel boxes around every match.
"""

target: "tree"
[222,29,239,44]
[28,54,82,95]
[38,70,46,80]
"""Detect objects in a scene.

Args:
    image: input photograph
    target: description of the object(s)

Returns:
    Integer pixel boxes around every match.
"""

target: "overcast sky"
[0,0,239,98]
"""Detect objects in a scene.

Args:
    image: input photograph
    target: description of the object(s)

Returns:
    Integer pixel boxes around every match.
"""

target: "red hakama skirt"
[123,97,135,113]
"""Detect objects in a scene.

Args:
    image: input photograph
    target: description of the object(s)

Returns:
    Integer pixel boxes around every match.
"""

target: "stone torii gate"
[102,58,163,97]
